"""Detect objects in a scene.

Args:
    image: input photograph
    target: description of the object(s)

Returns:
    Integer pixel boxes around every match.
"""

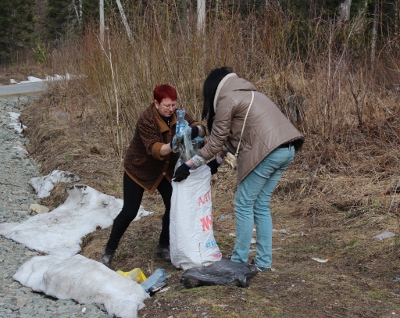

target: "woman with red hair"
[101,84,205,266]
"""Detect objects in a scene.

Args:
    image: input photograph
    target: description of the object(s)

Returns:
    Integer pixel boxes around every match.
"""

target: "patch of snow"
[29,170,80,198]
[0,183,152,257]
[7,112,26,133]
[13,254,149,318]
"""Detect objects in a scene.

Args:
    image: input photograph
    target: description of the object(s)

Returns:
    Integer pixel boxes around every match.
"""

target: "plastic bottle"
[140,268,168,293]
[175,109,187,138]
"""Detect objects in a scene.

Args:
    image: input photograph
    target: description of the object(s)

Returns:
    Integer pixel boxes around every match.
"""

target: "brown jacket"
[124,103,202,194]
[198,74,304,183]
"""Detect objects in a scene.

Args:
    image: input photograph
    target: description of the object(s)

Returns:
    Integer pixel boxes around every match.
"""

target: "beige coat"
[198,74,304,183]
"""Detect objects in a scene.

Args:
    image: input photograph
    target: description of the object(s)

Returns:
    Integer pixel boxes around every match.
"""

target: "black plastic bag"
[180,259,259,288]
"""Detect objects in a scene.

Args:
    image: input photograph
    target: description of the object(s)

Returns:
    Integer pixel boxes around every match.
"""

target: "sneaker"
[100,253,113,267]
[156,246,171,262]
[249,260,271,272]
[254,265,271,272]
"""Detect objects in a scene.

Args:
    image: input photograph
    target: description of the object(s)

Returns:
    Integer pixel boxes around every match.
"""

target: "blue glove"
[207,158,220,175]
[173,163,191,182]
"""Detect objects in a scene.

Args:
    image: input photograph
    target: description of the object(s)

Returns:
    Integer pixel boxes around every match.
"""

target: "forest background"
[1,1,400,317]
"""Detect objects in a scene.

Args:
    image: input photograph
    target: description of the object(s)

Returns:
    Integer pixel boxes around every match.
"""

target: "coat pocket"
[132,157,148,166]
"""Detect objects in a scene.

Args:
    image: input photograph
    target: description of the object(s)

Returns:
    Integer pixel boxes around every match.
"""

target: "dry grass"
[19,83,400,317]
[48,8,400,169]
[0,64,51,85]
[11,4,400,317]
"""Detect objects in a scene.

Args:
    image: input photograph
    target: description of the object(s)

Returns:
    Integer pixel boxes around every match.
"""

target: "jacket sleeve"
[136,116,165,161]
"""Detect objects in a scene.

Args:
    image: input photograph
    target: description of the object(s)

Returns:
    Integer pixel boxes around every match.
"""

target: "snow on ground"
[0,168,153,318]
[8,111,26,133]
[13,254,150,318]
[0,183,152,256]
[11,73,82,84]
[29,170,81,198]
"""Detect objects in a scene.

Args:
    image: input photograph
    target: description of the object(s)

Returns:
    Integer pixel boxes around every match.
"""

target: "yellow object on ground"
[116,268,147,283]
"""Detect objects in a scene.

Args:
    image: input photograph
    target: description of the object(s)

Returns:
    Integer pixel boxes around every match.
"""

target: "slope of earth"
[19,80,400,318]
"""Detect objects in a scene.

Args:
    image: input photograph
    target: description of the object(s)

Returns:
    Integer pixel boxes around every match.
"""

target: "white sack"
[13,254,149,318]
[0,184,152,257]
[170,165,222,270]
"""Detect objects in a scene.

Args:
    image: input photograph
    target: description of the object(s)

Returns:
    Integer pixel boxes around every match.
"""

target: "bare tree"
[395,0,399,40]
[339,0,352,21]
[116,0,133,44]
[72,0,82,26]
[197,0,205,33]
[371,0,378,62]
[99,0,104,44]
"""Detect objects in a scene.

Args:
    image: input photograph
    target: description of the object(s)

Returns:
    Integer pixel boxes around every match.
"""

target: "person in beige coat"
[173,67,304,271]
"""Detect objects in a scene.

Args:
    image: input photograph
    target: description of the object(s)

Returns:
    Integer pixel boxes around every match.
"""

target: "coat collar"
[213,73,237,112]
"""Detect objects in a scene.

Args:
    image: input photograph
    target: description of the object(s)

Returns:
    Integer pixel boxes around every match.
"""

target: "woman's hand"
[173,162,191,182]
[170,134,182,153]
[207,158,220,175]
[189,125,205,139]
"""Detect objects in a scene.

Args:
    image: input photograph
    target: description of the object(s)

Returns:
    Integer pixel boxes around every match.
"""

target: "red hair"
[153,84,177,103]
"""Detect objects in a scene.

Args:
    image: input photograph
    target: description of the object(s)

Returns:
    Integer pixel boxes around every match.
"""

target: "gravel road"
[0,96,112,318]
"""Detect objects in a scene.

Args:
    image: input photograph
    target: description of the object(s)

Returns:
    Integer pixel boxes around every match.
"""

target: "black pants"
[105,173,172,255]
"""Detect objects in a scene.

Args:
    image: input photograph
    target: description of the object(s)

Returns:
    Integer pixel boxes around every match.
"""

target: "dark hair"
[153,84,177,103]
[202,66,233,133]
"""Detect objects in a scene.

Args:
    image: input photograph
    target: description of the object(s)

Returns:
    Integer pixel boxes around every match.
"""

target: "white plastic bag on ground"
[170,165,222,270]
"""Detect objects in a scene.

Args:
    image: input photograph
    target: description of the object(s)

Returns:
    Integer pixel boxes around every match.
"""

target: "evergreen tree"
[0,0,35,63]
[82,0,100,27]
[47,0,74,41]
[46,0,102,42]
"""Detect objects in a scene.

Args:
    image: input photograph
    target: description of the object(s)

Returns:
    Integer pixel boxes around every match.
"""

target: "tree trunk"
[395,0,399,41]
[371,0,378,63]
[197,0,205,34]
[72,0,82,26]
[116,0,133,44]
[339,0,352,21]
[99,0,104,44]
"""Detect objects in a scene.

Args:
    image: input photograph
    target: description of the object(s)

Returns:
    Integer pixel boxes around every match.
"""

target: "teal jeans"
[231,145,295,268]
